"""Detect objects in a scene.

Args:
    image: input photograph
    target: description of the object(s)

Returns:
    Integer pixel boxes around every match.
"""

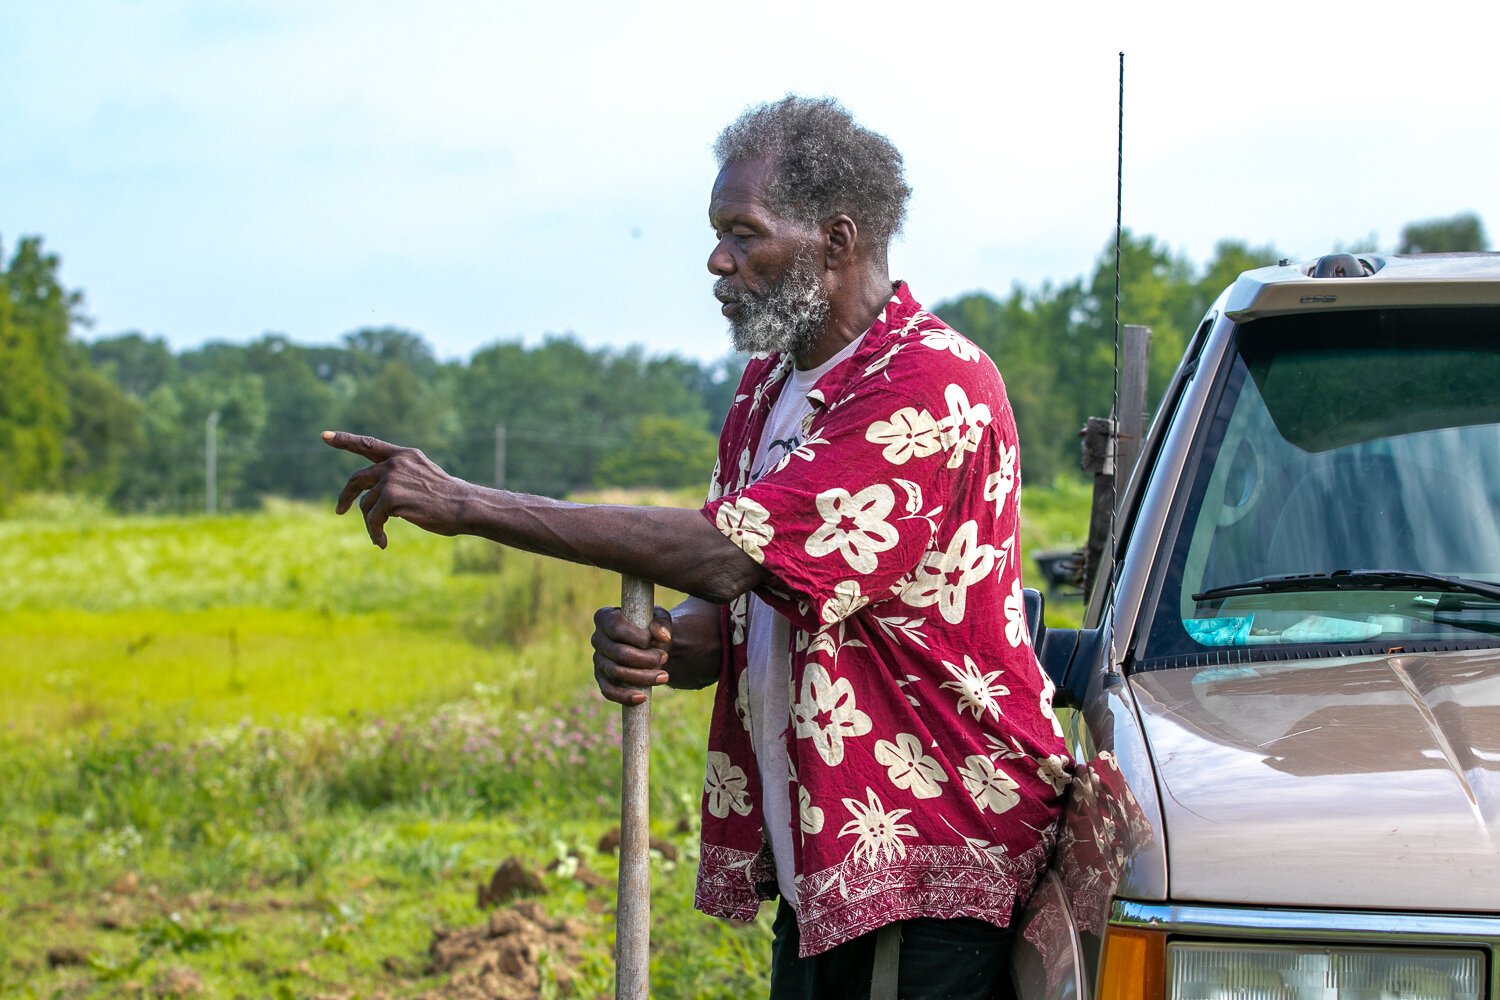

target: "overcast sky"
[3,1,1495,364]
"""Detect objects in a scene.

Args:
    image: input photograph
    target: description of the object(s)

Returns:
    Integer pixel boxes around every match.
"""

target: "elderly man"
[328,96,1068,1000]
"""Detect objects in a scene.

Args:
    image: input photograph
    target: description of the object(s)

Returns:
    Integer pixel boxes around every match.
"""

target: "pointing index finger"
[321,430,400,462]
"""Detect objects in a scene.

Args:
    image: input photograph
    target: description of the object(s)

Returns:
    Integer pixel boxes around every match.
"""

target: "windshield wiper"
[1193,569,1500,604]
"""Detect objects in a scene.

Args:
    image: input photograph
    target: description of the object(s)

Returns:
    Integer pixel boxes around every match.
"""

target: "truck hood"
[1130,648,1500,912]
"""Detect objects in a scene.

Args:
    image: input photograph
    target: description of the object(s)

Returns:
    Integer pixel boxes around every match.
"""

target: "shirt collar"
[801,281,920,412]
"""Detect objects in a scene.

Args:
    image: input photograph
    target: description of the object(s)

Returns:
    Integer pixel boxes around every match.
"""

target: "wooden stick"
[615,575,653,1000]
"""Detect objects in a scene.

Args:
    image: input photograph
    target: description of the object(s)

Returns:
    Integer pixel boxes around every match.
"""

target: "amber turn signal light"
[1097,925,1166,1000]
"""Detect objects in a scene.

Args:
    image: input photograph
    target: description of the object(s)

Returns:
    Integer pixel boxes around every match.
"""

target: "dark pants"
[768,900,1016,1000]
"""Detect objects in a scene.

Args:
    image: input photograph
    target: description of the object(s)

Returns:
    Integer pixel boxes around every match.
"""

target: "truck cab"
[1013,253,1500,1000]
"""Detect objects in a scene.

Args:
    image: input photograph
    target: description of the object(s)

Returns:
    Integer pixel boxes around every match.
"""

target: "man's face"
[707,157,829,357]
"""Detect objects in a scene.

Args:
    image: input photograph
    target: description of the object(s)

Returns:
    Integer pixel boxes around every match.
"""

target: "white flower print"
[865,407,943,466]
[704,751,752,819]
[749,363,790,412]
[707,457,724,501]
[715,497,774,562]
[734,669,751,732]
[837,787,919,865]
[864,342,905,377]
[940,655,1010,722]
[942,817,1012,868]
[1040,671,1064,739]
[937,383,993,469]
[900,521,996,624]
[726,596,747,647]
[920,328,981,361]
[892,477,923,515]
[873,732,948,800]
[799,784,825,835]
[983,442,1017,514]
[1037,754,1073,794]
[873,614,930,651]
[791,662,872,766]
[983,732,1029,763]
[959,755,1021,815]
[1004,579,1031,648]
[808,619,867,659]
[893,309,930,338]
[820,579,870,625]
[805,485,899,575]
[788,761,824,836]
[787,434,827,466]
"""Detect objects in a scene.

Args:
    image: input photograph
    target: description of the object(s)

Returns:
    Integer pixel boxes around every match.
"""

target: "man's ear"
[823,214,858,269]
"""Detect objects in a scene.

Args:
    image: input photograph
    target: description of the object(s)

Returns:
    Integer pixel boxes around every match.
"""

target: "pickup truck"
[1013,252,1500,1000]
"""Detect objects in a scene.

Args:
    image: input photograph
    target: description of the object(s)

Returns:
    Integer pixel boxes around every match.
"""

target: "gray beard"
[717,249,830,357]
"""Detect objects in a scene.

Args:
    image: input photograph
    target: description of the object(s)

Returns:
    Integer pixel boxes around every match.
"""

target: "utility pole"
[494,422,508,490]
[1115,324,1151,512]
[205,410,220,515]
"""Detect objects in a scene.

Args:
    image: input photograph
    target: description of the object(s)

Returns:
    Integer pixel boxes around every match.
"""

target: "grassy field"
[0,483,1090,998]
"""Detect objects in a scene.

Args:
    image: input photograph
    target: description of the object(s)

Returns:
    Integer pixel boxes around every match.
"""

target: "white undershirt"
[745,337,863,907]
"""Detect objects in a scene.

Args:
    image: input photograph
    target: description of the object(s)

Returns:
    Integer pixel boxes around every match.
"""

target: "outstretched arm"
[323,431,767,604]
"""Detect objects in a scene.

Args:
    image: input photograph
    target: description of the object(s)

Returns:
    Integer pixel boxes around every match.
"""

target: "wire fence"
[104,420,704,513]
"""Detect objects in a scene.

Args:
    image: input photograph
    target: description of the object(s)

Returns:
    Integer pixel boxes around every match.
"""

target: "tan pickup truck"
[1014,253,1500,1000]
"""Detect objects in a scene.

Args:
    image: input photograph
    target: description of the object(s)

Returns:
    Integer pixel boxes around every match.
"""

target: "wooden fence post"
[1078,325,1151,600]
[1115,325,1151,513]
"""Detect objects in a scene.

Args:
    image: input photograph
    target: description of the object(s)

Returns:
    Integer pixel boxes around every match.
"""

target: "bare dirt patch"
[476,856,546,909]
[421,899,588,999]
[595,824,678,861]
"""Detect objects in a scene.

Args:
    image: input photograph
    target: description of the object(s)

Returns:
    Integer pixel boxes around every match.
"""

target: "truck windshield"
[1140,306,1500,662]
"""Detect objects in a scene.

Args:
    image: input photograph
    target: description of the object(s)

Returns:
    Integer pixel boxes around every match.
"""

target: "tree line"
[0,213,1486,513]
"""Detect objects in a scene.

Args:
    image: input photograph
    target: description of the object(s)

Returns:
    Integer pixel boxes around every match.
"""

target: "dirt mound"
[420,900,587,999]
[476,856,546,909]
[152,965,204,997]
[595,824,678,861]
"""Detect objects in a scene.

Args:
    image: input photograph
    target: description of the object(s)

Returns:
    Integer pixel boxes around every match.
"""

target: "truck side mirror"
[1025,586,1099,709]
[1024,586,1046,650]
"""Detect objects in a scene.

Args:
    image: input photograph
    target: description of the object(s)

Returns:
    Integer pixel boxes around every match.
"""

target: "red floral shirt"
[697,283,1071,956]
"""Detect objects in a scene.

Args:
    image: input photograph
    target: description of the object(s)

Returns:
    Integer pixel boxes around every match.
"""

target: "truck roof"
[1224,251,1500,321]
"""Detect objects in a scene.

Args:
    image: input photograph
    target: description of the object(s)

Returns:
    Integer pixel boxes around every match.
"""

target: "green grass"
[1018,474,1091,565]
[0,482,1092,997]
[3,608,498,737]
[0,498,770,998]
[0,500,492,616]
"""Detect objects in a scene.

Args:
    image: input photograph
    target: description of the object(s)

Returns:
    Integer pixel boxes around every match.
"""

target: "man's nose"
[707,239,735,276]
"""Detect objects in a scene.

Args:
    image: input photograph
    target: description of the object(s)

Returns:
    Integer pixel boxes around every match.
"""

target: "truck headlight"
[1168,942,1484,1000]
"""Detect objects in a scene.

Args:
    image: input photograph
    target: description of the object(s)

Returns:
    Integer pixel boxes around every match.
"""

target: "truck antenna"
[1111,51,1125,524]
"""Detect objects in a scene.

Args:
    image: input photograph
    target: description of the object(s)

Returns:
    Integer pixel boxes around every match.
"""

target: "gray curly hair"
[714,95,911,259]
